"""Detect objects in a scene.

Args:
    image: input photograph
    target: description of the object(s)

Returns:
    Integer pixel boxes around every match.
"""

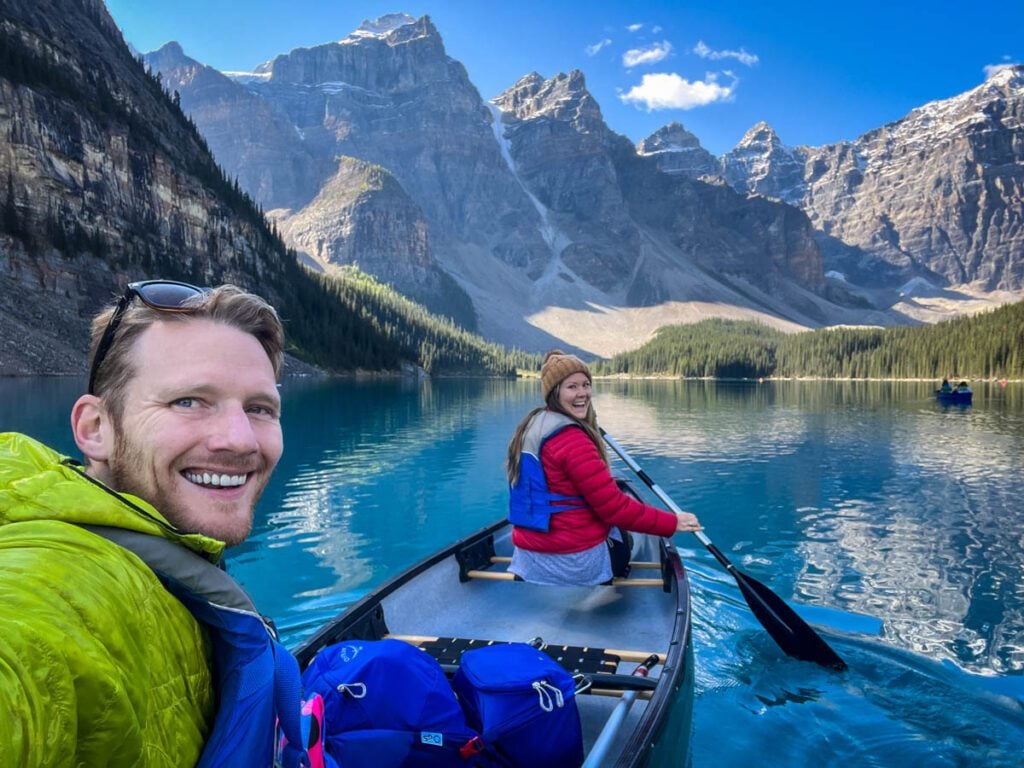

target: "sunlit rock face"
[715,68,1024,291]
[722,122,809,207]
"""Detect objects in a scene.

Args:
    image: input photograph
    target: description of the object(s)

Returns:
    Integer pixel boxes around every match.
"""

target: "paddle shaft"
[600,429,847,671]
[600,434,730,562]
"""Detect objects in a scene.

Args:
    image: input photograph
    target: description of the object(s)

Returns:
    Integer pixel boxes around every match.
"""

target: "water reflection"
[591,380,1024,677]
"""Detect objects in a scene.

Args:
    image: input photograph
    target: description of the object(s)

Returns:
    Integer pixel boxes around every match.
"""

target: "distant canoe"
[936,389,972,404]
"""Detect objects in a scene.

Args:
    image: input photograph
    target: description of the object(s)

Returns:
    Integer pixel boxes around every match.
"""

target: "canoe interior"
[295,517,693,768]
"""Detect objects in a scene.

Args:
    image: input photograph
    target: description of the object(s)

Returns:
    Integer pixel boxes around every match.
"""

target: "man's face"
[106,318,283,545]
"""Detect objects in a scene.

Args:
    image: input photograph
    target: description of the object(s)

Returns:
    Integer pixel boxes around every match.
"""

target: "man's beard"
[108,430,263,545]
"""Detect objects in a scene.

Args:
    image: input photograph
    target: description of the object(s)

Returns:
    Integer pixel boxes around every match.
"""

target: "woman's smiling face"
[557,372,592,419]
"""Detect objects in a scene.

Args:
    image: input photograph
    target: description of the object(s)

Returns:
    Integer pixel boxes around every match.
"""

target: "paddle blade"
[734,569,847,671]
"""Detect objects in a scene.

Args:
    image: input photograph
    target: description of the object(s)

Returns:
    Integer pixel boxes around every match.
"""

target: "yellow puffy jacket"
[0,432,221,767]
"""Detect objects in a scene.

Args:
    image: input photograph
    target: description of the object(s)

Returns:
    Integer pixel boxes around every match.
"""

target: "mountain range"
[2,5,1021,371]
[142,13,1024,356]
[643,67,1024,305]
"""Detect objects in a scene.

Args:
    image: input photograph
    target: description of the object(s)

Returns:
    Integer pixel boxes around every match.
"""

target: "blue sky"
[105,0,1022,156]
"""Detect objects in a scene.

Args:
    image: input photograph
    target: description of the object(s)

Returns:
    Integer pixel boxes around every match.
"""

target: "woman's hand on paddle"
[674,512,702,533]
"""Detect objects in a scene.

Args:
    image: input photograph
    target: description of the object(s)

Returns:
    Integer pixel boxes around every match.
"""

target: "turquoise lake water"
[4,376,1023,766]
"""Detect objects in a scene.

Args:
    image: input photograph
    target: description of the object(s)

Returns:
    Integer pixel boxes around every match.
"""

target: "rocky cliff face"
[250,15,543,253]
[492,70,644,290]
[661,68,1024,292]
[494,70,826,298]
[144,42,324,212]
[802,67,1024,291]
[0,0,383,378]
[150,14,550,328]
[0,0,307,374]
[274,156,476,328]
[149,16,857,354]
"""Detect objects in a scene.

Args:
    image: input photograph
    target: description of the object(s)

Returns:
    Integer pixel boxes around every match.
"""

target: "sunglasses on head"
[87,279,208,395]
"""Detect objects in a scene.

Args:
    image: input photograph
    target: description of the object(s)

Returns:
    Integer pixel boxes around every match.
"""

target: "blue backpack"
[301,639,488,768]
[452,643,584,768]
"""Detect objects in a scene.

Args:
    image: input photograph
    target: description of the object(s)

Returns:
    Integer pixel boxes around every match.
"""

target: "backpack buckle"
[459,736,485,759]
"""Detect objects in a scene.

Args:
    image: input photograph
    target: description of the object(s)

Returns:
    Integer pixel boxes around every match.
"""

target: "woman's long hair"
[506,385,608,485]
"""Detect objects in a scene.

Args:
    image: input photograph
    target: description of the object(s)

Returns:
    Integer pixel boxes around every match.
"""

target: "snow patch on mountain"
[348,13,417,40]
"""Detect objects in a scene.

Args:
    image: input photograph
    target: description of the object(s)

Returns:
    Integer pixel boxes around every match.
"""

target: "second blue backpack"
[301,638,487,768]
[452,643,584,768]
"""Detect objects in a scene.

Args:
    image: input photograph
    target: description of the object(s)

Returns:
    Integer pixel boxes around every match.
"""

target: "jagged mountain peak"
[716,63,1024,292]
[863,64,1024,154]
[722,121,805,204]
[985,63,1024,87]
[154,40,186,58]
[143,40,204,72]
[343,13,439,46]
[736,121,784,148]
[637,121,720,178]
[349,12,418,39]
[255,13,452,87]
[512,72,546,89]
[494,69,603,126]
[637,121,706,153]
[143,41,233,91]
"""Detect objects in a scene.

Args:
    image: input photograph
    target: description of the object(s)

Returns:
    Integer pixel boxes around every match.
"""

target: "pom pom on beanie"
[541,349,591,401]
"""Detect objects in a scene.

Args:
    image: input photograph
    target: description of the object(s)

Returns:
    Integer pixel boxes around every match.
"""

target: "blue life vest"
[83,525,307,768]
[508,411,586,532]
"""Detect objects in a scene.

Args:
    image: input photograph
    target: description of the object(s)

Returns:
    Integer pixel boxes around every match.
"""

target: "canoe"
[936,389,972,404]
[293,481,694,768]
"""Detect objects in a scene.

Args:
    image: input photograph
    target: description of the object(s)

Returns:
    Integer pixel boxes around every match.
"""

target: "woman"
[506,350,702,585]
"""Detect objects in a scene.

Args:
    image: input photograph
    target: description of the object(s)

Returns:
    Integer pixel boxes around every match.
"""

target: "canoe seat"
[465,569,666,587]
[489,555,662,570]
[387,634,665,683]
[456,535,667,587]
[419,635,619,675]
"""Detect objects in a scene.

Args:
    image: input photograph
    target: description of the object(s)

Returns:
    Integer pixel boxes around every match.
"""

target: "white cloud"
[984,61,1019,78]
[652,25,662,34]
[619,72,737,111]
[585,38,613,56]
[627,23,643,32]
[623,41,673,68]
[693,40,759,67]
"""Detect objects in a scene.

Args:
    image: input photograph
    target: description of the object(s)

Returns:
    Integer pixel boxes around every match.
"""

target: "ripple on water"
[689,569,1024,768]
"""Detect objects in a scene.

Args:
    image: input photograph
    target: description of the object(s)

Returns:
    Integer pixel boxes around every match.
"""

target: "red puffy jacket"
[512,424,678,554]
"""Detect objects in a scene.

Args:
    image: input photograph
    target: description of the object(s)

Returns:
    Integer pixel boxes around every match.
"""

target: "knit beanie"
[541,349,591,401]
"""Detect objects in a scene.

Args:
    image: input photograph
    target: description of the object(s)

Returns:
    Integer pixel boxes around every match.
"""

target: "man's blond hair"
[88,284,284,423]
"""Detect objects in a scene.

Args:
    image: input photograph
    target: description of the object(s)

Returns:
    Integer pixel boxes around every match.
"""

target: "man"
[0,281,305,767]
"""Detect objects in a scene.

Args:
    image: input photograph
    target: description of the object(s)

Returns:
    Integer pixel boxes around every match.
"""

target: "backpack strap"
[273,639,309,768]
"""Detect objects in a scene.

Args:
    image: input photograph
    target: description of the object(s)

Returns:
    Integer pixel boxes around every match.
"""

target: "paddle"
[600,429,847,671]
